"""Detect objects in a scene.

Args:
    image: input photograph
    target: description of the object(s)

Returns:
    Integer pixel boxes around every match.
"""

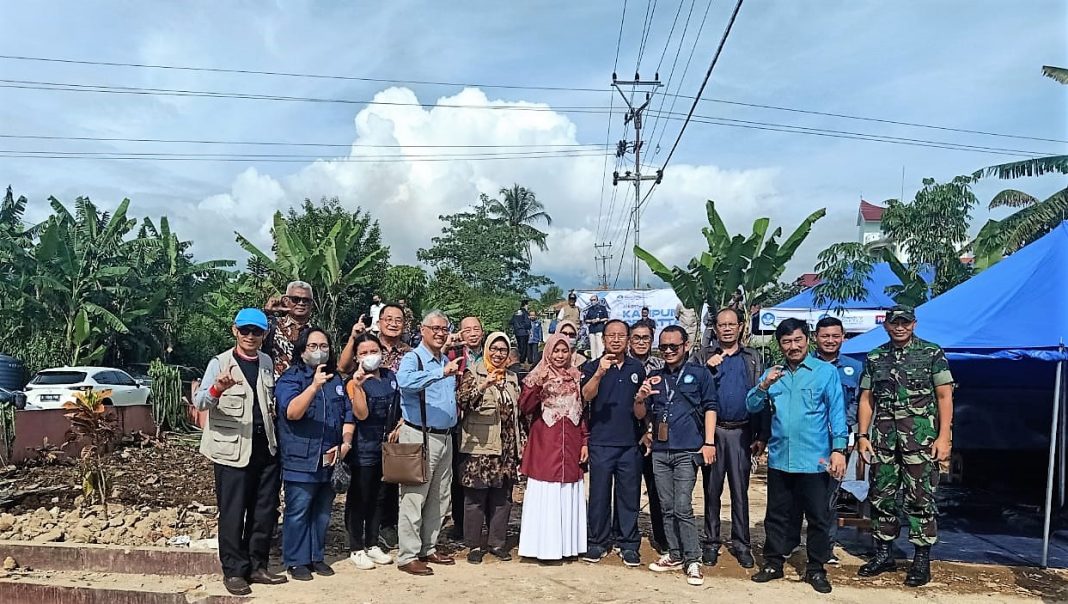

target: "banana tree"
[635,200,825,315]
[237,211,389,335]
[970,187,1068,269]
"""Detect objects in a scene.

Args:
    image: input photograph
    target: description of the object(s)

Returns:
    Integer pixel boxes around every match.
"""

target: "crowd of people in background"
[193,281,954,596]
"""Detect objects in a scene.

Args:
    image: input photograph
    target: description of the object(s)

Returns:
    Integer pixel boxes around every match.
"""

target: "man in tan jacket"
[194,308,286,595]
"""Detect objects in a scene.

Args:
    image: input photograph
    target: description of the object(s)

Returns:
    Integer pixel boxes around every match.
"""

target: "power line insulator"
[634,72,640,81]
[655,169,664,185]
[654,72,660,80]
[615,141,628,157]
[612,72,618,82]
[612,171,619,186]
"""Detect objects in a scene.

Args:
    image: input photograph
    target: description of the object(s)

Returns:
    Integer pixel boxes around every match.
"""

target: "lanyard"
[660,367,688,419]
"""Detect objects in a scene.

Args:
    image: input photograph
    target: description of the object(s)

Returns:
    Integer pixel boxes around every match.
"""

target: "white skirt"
[518,478,587,560]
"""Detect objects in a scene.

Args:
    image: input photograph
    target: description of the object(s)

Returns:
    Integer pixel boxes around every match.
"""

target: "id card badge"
[656,420,669,442]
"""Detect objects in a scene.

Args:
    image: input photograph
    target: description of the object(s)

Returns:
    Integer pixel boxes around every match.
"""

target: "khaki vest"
[460,362,520,456]
[199,350,278,468]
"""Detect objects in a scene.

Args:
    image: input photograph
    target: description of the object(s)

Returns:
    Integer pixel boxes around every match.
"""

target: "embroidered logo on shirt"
[630,373,639,384]
[391,380,397,390]
[844,367,855,376]
[335,384,345,397]
[683,374,695,384]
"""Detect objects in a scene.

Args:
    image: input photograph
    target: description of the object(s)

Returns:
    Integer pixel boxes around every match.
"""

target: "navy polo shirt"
[581,356,645,446]
[714,352,749,423]
[646,361,718,452]
[354,369,398,467]
[585,304,610,334]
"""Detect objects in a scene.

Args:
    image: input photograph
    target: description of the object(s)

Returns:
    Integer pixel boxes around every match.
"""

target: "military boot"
[857,540,897,577]
[904,546,931,587]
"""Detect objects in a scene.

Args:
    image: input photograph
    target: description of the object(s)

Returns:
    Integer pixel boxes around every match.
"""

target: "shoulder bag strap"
[416,355,429,457]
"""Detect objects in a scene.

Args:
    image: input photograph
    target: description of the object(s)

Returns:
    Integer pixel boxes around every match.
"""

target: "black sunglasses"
[658,343,684,353]
[287,295,313,305]
[237,326,265,337]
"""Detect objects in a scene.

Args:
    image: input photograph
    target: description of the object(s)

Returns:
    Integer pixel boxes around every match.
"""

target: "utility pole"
[594,242,613,288]
[611,72,662,289]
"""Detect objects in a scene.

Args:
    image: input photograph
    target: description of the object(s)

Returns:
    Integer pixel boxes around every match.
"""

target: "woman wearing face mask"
[343,333,397,570]
[275,328,355,581]
[556,320,587,368]
[456,332,523,564]
[517,333,589,562]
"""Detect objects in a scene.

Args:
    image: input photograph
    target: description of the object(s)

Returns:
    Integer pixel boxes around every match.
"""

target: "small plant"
[148,359,193,433]
[26,437,64,466]
[64,389,118,514]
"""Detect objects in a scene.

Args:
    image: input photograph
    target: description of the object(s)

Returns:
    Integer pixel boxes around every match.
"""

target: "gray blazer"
[194,349,278,468]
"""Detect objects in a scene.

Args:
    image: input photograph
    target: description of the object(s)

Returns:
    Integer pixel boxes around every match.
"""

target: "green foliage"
[974,68,1066,181]
[761,281,806,308]
[485,184,552,260]
[417,195,551,294]
[539,285,564,306]
[422,268,519,333]
[64,389,118,514]
[636,200,825,314]
[236,198,390,336]
[382,265,429,314]
[148,360,192,433]
[812,242,877,312]
[971,186,1068,268]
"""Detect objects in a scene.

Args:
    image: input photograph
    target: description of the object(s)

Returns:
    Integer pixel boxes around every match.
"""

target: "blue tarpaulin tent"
[842,221,1068,567]
[777,262,927,310]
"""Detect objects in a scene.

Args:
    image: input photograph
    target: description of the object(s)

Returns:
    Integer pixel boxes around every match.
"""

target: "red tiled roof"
[796,273,820,288]
[859,199,885,222]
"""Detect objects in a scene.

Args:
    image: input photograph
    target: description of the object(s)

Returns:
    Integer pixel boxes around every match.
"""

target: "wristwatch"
[703,442,716,448]
[832,448,846,456]
[856,433,870,440]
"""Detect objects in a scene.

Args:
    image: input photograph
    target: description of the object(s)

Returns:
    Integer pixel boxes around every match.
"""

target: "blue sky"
[1,0,1065,291]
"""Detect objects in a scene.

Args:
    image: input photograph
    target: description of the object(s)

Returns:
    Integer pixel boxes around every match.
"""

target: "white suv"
[23,367,151,410]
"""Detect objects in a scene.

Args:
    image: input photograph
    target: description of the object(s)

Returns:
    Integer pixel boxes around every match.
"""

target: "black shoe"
[751,565,784,583]
[287,565,313,581]
[731,548,755,569]
[248,568,288,585]
[904,546,931,587]
[467,549,485,564]
[858,540,897,577]
[223,576,251,596]
[310,561,334,576]
[702,548,719,566]
[488,547,513,562]
[804,569,833,594]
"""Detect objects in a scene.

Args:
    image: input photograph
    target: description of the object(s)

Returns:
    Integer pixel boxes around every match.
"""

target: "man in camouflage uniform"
[856,305,954,587]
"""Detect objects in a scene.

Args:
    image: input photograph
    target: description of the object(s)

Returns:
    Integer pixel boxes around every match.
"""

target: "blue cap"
[234,308,269,330]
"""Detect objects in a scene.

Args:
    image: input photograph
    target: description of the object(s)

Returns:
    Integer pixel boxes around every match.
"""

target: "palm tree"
[486,185,553,260]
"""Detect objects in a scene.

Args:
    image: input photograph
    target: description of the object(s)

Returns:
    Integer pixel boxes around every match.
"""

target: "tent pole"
[1042,359,1064,568]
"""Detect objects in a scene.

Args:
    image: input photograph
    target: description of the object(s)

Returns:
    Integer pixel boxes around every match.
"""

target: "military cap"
[885,304,916,323]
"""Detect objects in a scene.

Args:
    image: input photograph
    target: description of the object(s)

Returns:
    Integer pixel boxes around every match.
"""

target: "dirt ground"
[4,439,1068,602]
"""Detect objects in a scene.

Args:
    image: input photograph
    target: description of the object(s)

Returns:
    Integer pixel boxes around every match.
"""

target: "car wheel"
[101,398,113,406]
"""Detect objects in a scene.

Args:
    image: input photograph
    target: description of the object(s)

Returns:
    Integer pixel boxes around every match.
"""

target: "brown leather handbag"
[382,356,430,486]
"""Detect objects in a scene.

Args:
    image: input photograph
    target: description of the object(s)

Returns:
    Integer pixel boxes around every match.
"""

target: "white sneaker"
[349,550,375,570]
[685,562,704,586]
[649,554,683,572]
[827,554,841,566]
[367,546,394,565]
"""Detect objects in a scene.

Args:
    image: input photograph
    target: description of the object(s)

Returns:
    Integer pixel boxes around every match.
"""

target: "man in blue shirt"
[510,300,532,364]
[747,318,847,594]
[580,319,646,566]
[691,308,767,569]
[635,325,717,587]
[527,309,543,365]
[814,316,864,560]
[584,294,610,359]
[395,310,464,576]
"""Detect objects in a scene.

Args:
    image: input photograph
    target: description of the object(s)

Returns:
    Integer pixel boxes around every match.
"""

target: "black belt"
[405,421,454,435]
[716,420,750,430]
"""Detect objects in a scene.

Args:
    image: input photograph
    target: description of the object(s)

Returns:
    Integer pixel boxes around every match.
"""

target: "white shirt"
[369,302,385,331]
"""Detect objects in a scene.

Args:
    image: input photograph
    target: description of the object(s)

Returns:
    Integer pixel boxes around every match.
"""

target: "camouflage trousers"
[869,447,938,546]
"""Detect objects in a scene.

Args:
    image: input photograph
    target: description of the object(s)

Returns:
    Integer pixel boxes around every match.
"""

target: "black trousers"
[762,469,833,572]
[463,483,513,550]
[516,334,530,363]
[344,461,385,551]
[641,450,666,548]
[213,431,280,578]
[701,426,753,552]
[588,445,642,551]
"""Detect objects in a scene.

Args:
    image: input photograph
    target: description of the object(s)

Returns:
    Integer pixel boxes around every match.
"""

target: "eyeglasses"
[716,322,740,328]
[631,335,652,343]
[560,331,577,337]
[422,325,449,334]
[381,316,404,324]
[605,333,628,341]
[306,343,330,351]
[287,295,313,306]
[658,343,684,353]
[237,326,265,337]
[488,346,510,354]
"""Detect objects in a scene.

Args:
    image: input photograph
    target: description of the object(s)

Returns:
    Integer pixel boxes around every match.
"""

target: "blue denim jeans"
[282,480,336,567]
[652,450,701,565]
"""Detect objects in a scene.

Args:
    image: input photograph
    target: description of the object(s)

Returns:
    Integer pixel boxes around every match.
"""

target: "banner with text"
[575,289,682,337]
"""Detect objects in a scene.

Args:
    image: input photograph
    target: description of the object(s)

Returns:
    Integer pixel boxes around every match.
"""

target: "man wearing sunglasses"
[264,281,317,378]
[629,323,666,554]
[691,307,769,569]
[194,308,286,595]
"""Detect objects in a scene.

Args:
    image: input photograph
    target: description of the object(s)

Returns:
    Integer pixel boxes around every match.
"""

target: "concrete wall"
[11,405,157,464]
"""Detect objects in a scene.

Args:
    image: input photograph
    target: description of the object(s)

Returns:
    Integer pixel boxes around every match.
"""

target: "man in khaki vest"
[194,308,286,595]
